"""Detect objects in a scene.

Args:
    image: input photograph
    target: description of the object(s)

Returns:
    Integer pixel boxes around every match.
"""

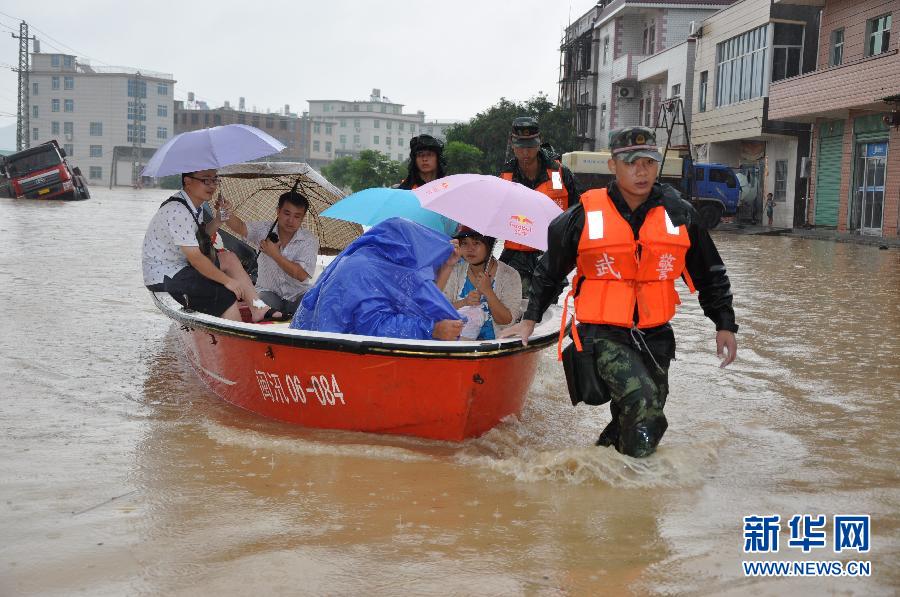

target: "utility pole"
[131,72,144,187]
[12,21,36,151]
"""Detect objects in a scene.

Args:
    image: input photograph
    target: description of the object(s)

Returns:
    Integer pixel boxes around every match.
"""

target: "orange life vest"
[556,189,695,359]
[501,166,568,252]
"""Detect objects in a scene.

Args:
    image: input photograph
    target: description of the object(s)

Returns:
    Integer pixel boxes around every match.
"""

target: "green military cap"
[608,127,663,163]
[510,116,541,148]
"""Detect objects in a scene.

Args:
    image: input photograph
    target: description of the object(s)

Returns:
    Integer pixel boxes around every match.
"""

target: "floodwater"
[1,187,897,596]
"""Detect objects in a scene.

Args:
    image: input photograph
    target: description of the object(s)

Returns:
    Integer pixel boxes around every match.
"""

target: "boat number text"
[254,370,346,406]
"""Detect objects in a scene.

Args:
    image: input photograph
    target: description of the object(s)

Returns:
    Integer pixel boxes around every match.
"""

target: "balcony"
[611,54,647,84]
[769,49,900,122]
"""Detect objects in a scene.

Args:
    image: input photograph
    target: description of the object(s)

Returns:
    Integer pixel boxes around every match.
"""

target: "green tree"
[445,94,578,174]
[443,141,483,175]
[321,151,404,192]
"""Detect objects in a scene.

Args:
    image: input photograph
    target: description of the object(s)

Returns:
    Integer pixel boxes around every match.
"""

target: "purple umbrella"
[141,124,286,177]
[412,174,564,251]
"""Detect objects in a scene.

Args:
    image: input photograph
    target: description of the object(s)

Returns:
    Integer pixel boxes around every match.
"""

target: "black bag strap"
[161,194,215,261]
[161,194,203,229]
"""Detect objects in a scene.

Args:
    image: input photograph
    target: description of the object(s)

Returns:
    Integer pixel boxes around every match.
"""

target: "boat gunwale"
[152,292,560,359]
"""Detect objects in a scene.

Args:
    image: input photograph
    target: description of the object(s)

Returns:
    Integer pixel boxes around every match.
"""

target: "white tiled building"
[306,89,432,168]
[28,52,175,186]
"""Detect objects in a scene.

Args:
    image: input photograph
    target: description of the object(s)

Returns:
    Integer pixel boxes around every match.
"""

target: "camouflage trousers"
[592,338,670,458]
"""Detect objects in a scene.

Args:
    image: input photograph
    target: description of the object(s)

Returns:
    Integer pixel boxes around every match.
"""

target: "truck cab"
[0,140,89,200]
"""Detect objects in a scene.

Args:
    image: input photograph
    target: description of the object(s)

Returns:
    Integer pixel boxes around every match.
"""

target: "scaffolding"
[559,27,597,149]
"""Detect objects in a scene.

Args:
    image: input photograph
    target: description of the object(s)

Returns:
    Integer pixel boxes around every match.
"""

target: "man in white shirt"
[142,169,280,321]
[225,190,319,316]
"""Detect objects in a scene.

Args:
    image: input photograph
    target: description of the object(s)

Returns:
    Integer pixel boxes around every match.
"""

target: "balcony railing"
[611,54,647,83]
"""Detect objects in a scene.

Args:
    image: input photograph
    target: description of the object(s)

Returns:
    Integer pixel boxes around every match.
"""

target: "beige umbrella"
[217,161,362,254]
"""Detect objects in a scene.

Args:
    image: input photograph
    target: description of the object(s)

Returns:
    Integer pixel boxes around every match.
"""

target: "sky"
[0,0,594,148]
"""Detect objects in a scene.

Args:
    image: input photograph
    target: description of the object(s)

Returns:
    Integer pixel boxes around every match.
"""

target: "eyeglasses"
[187,175,220,187]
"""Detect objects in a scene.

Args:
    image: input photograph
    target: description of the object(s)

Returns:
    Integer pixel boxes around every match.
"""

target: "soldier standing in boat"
[501,127,738,458]
[498,116,580,297]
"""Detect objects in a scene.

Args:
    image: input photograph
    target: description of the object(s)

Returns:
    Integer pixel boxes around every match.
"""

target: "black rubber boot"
[595,419,619,447]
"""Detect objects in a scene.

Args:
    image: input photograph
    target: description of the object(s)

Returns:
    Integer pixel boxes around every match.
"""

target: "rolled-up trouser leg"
[592,338,670,458]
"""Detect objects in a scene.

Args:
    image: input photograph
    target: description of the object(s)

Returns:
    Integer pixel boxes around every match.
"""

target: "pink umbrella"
[411,174,564,251]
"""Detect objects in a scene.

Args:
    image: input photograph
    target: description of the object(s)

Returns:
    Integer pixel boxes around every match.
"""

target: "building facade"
[768,0,897,238]
[559,0,733,151]
[173,99,309,163]
[28,52,175,187]
[307,89,430,169]
[690,0,821,228]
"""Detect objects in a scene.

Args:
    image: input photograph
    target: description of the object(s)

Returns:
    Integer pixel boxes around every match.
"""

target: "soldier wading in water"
[502,127,738,458]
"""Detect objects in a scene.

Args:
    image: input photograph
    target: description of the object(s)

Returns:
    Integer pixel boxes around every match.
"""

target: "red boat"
[153,293,560,441]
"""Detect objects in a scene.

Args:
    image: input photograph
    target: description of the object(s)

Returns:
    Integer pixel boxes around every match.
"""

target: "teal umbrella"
[321,188,457,237]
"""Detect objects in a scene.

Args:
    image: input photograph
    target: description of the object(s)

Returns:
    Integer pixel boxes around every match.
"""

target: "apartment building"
[174,97,309,162]
[768,0,897,237]
[307,89,429,168]
[28,52,175,187]
[559,0,733,150]
[690,0,821,227]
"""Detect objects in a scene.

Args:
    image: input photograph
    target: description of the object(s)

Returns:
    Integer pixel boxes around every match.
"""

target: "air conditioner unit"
[800,157,811,179]
[618,86,636,99]
[689,21,703,37]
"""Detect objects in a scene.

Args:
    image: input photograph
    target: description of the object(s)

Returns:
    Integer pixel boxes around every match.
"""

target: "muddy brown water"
[1,188,897,596]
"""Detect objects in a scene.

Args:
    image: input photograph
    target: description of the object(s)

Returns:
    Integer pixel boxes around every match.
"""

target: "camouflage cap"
[510,116,541,148]
[608,127,663,163]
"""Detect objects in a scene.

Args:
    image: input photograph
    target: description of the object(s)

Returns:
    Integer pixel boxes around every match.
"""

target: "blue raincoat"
[291,218,461,339]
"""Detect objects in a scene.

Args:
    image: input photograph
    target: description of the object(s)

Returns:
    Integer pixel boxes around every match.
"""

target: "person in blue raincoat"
[291,218,464,340]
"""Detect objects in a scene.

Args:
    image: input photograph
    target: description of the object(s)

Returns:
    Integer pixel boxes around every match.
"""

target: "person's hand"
[224,277,245,301]
[432,319,464,341]
[259,238,279,258]
[443,239,461,267]
[459,290,481,307]
[471,269,494,295]
[498,319,536,345]
[716,330,737,368]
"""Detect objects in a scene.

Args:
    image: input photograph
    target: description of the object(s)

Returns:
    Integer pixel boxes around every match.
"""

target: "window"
[32,81,38,95]
[265,116,274,129]
[89,166,102,179]
[157,127,168,140]
[90,122,102,136]
[237,113,245,124]
[830,29,844,66]
[51,76,59,90]
[325,141,332,152]
[157,83,168,96]
[64,99,74,112]
[63,143,73,156]
[128,102,146,120]
[32,105,38,118]
[339,134,346,144]
[203,113,209,126]
[866,14,892,56]
[279,119,287,130]
[715,25,767,107]
[325,124,332,135]
[32,127,38,141]
[313,122,321,133]
[127,124,146,143]
[599,103,607,129]
[191,113,199,125]
[386,120,392,130]
[51,121,60,134]
[51,55,60,67]
[772,23,804,82]
[671,83,681,98]
[641,93,653,127]
[63,56,73,68]
[398,138,404,147]
[374,119,380,129]
[699,71,708,112]
[64,76,73,90]
[127,79,147,98]
[213,114,221,125]
[340,119,346,127]
[157,104,168,117]
[52,99,60,112]
[252,115,260,127]
[410,124,416,133]
[90,145,102,157]
[373,135,380,144]
[353,134,360,144]
[709,168,737,187]
[386,136,392,146]
[774,160,788,201]
[399,122,405,131]
[602,37,610,65]
[642,21,656,55]
[354,119,360,128]
[64,122,73,135]
[313,140,320,151]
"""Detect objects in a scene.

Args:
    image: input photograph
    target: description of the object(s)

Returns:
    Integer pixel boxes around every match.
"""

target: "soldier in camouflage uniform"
[502,127,738,458]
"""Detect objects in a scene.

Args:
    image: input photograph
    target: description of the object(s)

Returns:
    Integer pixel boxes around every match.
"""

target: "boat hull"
[157,295,558,441]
